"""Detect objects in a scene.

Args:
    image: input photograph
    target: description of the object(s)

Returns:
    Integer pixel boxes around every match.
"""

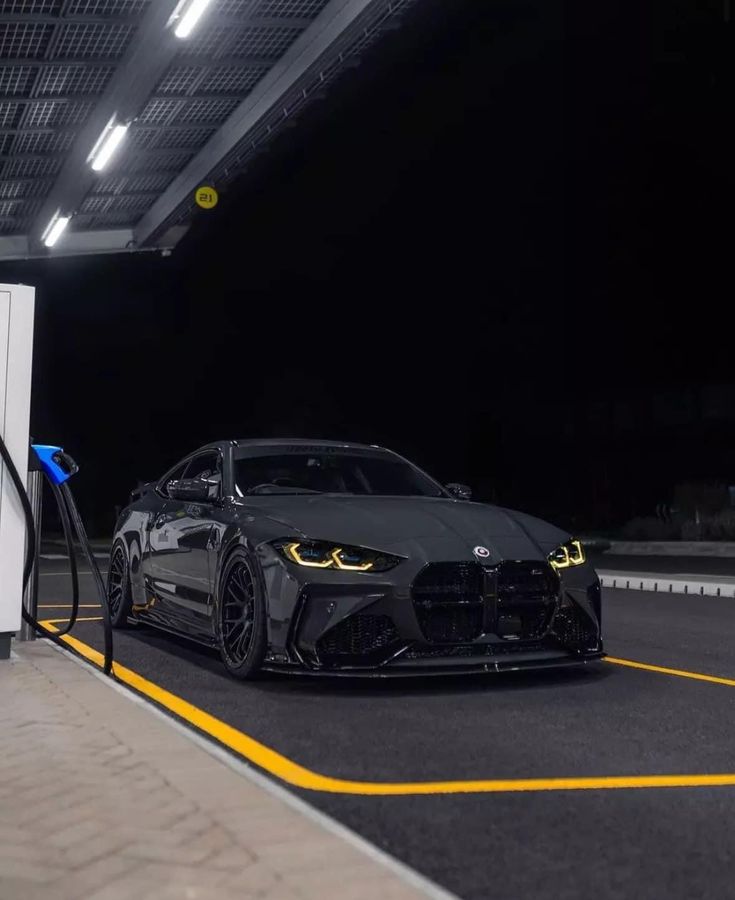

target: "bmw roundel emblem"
[473,546,491,559]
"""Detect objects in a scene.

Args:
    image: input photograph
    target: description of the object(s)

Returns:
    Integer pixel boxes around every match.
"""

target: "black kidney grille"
[412,562,485,643]
[412,562,485,597]
[416,605,485,643]
[412,561,561,644]
[317,613,399,658]
[487,561,559,639]
[495,561,559,604]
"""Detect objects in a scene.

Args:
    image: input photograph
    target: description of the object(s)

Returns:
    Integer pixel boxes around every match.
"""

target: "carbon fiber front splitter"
[261,648,606,678]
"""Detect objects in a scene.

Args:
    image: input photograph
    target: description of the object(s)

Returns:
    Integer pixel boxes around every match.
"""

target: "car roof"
[235,438,382,450]
[192,438,391,454]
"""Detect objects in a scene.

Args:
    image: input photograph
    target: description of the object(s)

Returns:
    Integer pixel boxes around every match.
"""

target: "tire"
[217,548,267,680]
[107,540,134,629]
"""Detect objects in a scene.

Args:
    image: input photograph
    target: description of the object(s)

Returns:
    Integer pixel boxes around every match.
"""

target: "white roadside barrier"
[598,570,735,598]
[603,541,735,557]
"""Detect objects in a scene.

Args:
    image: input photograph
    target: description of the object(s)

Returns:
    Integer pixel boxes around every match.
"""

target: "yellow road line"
[39,620,735,796]
[606,656,735,687]
[42,617,103,625]
[38,604,101,609]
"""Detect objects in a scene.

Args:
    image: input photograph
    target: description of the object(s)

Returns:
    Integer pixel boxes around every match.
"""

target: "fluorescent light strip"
[42,214,70,248]
[87,116,115,164]
[89,122,129,172]
[174,0,215,38]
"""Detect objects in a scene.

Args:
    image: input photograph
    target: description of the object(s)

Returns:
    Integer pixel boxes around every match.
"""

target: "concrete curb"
[598,569,735,598]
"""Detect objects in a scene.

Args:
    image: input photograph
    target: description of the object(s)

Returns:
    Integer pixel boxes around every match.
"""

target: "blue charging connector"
[31,445,79,486]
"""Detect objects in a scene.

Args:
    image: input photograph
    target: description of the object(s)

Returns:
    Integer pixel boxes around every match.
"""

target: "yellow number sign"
[195,186,218,209]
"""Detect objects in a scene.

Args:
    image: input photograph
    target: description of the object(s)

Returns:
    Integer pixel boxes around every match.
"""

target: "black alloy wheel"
[218,549,266,679]
[107,541,133,628]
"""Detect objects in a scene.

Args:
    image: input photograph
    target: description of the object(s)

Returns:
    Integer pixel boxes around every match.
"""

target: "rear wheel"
[107,541,133,628]
[217,549,267,679]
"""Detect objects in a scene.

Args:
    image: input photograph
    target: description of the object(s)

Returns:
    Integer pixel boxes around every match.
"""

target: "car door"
[145,451,221,635]
[141,459,187,611]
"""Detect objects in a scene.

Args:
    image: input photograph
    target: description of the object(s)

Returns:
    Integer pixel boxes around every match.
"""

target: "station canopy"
[0,0,416,260]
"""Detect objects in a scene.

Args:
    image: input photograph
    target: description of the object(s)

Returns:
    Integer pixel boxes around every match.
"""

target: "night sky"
[1,0,732,535]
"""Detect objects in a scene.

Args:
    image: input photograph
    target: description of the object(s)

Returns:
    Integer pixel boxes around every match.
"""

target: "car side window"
[183,452,222,500]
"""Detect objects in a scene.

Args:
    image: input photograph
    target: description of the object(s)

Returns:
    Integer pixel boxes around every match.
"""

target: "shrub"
[673,482,729,517]
[708,509,735,541]
[621,516,680,541]
[680,519,704,541]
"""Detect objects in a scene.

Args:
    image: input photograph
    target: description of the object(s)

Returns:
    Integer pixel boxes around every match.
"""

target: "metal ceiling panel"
[0,64,36,94]
[0,0,420,260]
[54,22,135,59]
[137,96,181,124]
[155,64,203,95]
[0,101,23,126]
[24,99,92,125]
[0,177,52,196]
[0,22,53,58]
[10,129,75,153]
[34,62,114,94]
[0,4,63,14]
[174,96,239,123]
[1,155,63,176]
[91,171,173,193]
[196,65,267,94]
[66,1,150,14]
[253,0,330,15]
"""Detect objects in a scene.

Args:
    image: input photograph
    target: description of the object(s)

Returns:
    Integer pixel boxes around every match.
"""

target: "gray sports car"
[108,439,603,678]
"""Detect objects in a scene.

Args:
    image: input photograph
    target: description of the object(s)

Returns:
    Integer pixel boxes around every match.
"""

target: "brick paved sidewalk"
[0,642,442,900]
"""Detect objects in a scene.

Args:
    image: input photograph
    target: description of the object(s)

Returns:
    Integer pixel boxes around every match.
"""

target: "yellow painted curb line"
[41,616,103,625]
[40,620,735,796]
[38,604,101,609]
[606,656,735,688]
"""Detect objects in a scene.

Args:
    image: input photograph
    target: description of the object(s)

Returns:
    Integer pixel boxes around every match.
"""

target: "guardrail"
[598,570,735,597]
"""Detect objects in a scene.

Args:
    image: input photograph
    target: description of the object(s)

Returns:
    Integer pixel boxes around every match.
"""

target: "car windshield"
[233,450,444,497]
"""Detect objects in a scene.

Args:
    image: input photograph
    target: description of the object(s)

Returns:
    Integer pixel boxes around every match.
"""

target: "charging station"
[0,283,35,659]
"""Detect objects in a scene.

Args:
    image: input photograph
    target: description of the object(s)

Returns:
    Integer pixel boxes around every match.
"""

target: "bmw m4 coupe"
[109,439,603,678]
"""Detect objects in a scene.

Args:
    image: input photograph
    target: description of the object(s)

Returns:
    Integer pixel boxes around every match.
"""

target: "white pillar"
[0,283,35,658]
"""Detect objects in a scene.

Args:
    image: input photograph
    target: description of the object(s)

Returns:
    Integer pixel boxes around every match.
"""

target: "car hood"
[245,495,569,564]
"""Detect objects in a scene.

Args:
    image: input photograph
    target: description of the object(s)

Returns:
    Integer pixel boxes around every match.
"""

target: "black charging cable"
[47,477,80,636]
[61,481,113,671]
[0,433,113,674]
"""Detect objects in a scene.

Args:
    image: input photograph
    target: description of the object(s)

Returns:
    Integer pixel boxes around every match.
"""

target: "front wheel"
[107,541,133,628]
[217,549,267,680]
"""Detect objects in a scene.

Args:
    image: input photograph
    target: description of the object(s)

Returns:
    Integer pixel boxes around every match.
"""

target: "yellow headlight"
[284,542,333,568]
[549,539,586,570]
[330,548,374,571]
[275,540,401,573]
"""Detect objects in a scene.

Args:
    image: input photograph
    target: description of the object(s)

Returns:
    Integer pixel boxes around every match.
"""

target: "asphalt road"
[36,558,735,900]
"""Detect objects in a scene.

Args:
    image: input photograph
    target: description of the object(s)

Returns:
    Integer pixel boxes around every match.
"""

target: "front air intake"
[552,606,599,649]
[316,613,399,661]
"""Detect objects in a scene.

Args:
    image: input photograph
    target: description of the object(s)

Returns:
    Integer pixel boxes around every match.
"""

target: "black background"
[1,0,732,534]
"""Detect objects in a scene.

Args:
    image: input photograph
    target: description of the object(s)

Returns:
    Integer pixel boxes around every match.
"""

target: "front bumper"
[259,548,603,675]
[262,652,605,678]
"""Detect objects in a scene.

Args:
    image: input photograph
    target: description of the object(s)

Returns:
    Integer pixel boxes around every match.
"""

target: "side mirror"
[168,478,212,503]
[446,482,473,501]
